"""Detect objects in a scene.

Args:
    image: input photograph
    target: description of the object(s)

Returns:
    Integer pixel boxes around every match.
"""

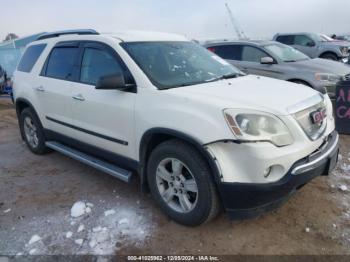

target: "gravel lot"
[0,98,350,256]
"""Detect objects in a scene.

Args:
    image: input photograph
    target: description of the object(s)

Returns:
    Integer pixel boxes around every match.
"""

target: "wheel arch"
[15,98,43,140]
[139,128,222,191]
[319,51,339,60]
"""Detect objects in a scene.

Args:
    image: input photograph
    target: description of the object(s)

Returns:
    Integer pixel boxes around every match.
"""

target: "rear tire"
[19,107,49,154]
[147,139,220,226]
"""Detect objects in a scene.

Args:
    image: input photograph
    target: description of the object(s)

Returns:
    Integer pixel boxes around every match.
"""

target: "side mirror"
[260,57,275,65]
[306,41,315,47]
[95,74,130,90]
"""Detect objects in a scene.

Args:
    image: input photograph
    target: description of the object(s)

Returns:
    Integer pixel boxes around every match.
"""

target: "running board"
[45,141,132,183]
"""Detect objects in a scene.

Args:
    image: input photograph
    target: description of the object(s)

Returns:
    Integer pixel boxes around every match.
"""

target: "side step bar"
[45,141,132,183]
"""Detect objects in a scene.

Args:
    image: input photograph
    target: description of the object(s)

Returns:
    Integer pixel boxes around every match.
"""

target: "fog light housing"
[263,167,272,178]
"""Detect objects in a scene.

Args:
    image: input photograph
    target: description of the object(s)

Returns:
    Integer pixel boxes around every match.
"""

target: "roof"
[204,39,277,47]
[107,31,188,42]
[32,30,188,44]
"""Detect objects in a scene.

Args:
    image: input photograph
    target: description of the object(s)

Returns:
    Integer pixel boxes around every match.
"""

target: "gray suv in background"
[273,33,349,62]
[204,40,350,98]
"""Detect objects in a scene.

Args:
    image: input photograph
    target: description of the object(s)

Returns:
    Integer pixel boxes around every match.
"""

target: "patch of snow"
[3,208,11,213]
[74,239,83,245]
[104,209,116,217]
[15,252,23,256]
[70,221,76,226]
[89,239,97,248]
[66,231,73,238]
[93,226,102,232]
[118,218,129,226]
[28,235,41,245]
[29,249,37,255]
[333,224,337,228]
[339,185,348,192]
[305,227,310,233]
[71,201,92,218]
[77,224,85,233]
[86,203,94,208]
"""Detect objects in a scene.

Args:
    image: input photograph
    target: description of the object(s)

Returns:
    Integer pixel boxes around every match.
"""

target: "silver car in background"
[273,33,349,62]
[204,40,350,99]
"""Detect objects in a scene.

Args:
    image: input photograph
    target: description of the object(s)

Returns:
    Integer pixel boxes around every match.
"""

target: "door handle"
[72,94,85,101]
[35,86,45,92]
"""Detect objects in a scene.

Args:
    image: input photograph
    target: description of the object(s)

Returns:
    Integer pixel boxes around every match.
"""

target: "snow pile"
[339,185,348,192]
[86,208,152,255]
[3,208,11,213]
[70,201,93,218]
[104,209,116,217]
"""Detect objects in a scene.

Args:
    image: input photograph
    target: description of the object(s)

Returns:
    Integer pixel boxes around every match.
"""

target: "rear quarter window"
[17,44,47,73]
[208,45,242,60]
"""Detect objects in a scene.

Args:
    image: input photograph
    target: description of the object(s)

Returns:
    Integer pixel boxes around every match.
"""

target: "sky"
[1,0,350,41]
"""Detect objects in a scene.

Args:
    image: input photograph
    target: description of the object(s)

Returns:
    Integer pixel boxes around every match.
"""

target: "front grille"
[293,100,327,141]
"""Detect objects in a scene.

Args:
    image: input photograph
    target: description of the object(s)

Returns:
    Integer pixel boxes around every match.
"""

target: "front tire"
[320,53,338,61]
[147,139,220,226]
[19,107,48,154]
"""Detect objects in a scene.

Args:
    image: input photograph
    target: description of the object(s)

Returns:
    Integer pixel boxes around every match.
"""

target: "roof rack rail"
[36,29,99,41]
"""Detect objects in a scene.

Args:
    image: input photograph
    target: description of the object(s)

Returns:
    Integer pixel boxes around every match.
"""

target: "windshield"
[121,41,242,89]
[264,43,309,62]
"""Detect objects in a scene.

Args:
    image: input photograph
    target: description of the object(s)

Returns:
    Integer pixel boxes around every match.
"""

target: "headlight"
[315,73,341,82]
[223,109,294,147]
[340,46,349,56]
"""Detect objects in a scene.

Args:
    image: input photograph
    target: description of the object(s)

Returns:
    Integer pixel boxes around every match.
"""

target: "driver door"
[292,35,317,58]
[69,42,136,160]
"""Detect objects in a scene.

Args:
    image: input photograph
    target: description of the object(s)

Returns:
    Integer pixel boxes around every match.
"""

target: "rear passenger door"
[38,42,80,136]
[69,42,136,160]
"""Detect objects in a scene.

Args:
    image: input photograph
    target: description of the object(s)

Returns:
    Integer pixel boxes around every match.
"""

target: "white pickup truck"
[13,30,339,226]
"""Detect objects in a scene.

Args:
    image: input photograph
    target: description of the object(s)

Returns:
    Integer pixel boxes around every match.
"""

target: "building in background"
[0,33,45,77]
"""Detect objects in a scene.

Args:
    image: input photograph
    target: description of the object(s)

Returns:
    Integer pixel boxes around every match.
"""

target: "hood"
[321,40,349,48]
[291,58,350,75]
[165,75,320,116]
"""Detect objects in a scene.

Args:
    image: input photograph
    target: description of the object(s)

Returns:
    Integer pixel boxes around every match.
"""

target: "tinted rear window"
[17,44,47,73]
[275,35,294,45]
[208,45,242,60]
[44,47,79,80]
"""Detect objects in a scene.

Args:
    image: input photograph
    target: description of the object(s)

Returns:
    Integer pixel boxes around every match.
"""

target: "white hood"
[165,75,320,115]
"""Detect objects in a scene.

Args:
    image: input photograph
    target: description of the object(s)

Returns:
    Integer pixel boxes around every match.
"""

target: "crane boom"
[225,3,247,40]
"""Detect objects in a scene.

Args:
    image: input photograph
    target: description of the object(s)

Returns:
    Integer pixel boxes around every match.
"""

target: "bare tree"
[3,33,19,42]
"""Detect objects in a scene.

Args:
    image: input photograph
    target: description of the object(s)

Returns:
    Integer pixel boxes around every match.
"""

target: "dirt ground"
[0,97,350,256]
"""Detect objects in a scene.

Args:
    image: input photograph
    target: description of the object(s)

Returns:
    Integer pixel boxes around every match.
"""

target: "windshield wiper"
[284,60,296,62]
[207,72,243,83]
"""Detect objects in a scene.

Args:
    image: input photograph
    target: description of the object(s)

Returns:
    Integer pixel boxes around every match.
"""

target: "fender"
[139,127,222,190]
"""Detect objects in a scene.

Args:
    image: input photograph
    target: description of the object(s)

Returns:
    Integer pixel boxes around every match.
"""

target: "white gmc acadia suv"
[13,30,339,226]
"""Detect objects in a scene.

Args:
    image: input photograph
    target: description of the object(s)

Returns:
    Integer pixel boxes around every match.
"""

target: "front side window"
[80,48,123,85]
[121,41,241,89]
[241,46,268,62]
[294,35,314,46]
[17,44,47,73]
[45,47,79,80]
[264,43,309,62]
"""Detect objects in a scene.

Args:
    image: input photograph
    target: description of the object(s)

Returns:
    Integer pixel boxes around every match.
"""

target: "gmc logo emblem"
[310,108,327,124]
